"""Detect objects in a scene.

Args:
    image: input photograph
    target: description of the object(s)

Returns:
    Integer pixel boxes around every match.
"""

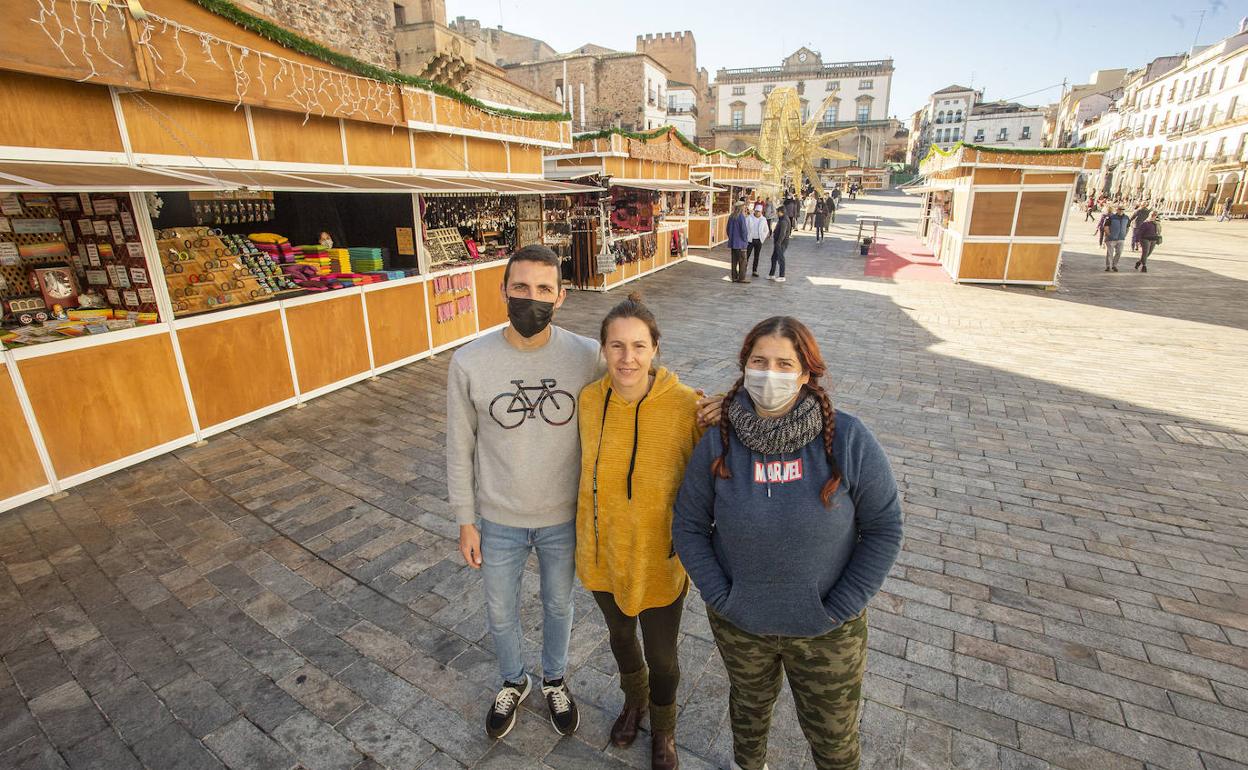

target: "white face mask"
[744,368,802,412]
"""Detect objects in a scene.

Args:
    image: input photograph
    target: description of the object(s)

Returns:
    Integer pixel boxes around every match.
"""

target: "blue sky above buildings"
[450,0,1248,116]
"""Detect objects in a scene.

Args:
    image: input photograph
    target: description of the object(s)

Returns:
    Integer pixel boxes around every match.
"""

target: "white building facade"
[1092,22,1248,214]
[965,103,1045,147]
[642,59,670,130]
[908,86,1043,165]
[711,48,894,168]
[666,83,698,140]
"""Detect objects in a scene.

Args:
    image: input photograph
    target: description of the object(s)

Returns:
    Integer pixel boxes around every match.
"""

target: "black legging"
[747,239,763,273]
[593,584,687,706]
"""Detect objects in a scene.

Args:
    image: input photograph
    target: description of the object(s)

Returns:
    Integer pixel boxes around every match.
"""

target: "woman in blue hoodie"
[672,316,903,770]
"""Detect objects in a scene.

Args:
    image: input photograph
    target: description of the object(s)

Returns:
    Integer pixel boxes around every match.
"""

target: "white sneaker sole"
[487,677,531,740]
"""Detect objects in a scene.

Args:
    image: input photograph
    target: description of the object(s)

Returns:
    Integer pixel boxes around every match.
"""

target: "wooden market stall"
[687,155,765,249]
[545,128,712,291]
[909,144,1103,286]
[0,0,577,512]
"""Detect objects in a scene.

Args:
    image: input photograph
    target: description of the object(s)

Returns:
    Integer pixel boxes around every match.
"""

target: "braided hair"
[711,316,843,507]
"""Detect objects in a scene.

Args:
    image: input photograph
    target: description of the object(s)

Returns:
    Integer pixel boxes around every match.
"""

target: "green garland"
[922,141,1108,164]
[573,125,769,164]
[189,0,571,122]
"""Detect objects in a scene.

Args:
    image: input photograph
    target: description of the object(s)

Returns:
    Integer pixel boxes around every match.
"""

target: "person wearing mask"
[802,193,817,230]
[813,198,828,243]
[1134,211,1162,273]
[727,202,752,283]
[747,204,769,278]
[763,198,777,238]
[673,316,903,770]
[577,293,706,770]
[768,209,792,283]
[1103,204,1131,272]
[447,245,597,740]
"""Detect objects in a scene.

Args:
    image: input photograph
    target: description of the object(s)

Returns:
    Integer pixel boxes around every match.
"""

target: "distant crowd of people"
[726,182,864,284]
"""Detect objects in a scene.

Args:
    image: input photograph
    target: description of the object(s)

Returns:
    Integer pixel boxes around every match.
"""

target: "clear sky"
[448,0,1248,117]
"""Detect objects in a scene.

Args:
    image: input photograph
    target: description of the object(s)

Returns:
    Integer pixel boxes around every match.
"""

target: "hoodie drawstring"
[592,387,648,562]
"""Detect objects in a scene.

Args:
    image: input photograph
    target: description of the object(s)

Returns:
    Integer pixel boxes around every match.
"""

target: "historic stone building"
[636,32,712,140]
[711,49,894,168]
[237,0,398,70]
[503,53,672,132]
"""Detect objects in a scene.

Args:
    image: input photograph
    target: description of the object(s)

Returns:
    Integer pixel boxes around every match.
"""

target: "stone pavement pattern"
[2,192,1247,769]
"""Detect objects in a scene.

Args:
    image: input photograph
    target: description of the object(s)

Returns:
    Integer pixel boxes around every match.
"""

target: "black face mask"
[507,296,555,338]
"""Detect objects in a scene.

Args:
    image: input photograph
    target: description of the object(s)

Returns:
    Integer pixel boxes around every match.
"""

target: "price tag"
[62,219,75,242]
[125,242,145,259]
[129,267,148,285]
[109,220,125,244]
[79,193,94,216]
[0,216,10,233]
[123,290,139,307]
[92,220,110,238]
[119,211,136,237]
[0,241,18,266]
[56,196,80,213]
[78,218,94,236]
[86,270,109,286]
[105,288,121,305]
[110,265,132,288]
[85,243,100,266]
[92,198,118,216]
[0,194,22,216]
[137,287,156,303]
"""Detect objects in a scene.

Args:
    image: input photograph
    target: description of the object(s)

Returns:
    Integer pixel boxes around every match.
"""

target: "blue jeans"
[479,518,576,684]
[769,241,787,277]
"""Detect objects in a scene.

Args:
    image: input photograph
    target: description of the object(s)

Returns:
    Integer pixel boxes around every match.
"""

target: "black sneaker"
[486,676,531,739]
[542,678,579,736]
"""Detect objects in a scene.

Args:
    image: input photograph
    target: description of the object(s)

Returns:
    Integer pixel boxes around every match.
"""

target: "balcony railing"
[717,59,892,78]
[712,118,891,133]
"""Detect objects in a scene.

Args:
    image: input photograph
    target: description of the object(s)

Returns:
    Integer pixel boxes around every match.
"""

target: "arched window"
[954,109,963,122]
[936,110,945,124]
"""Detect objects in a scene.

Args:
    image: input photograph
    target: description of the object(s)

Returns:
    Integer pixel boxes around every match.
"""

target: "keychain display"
[422,195,517,261]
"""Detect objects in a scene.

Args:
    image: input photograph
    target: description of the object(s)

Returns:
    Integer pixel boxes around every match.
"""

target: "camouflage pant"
[709,609,868,770]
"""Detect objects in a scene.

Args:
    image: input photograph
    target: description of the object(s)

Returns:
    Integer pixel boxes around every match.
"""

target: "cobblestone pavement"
[2,192,1247,770]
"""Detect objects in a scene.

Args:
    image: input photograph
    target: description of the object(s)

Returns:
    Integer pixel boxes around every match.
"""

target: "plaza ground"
[2,192,1246,769]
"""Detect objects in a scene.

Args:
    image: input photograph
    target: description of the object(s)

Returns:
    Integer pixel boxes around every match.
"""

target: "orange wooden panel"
[1025,173,1077,185]
[414,132,467,171]
[1006,244,1061,282]
[974,168,1021,185]
[628,159,643,178]
[605,158,626,177]
[1,1,142,88]
[968,191,1018,237]
[0,72,124,153]
[18,334,193,478]
[1015,191,1068,237]
[121,92,252,160]
[508,145,543,175]
[0,363,47,500]
[1084,154,1104,170]
[465,137,509,173]
[178,311,295,429]
[958,242,1008,281]
[251,109,344,165]
[345,120,412,168]
[364,282,430,366]
[404,90,435,123]
[639,256,655,274]
[473,265,509,330]
[427,283,478,348]
[688,218,711,246]
[435,96,466,129]
[285,296,371,392]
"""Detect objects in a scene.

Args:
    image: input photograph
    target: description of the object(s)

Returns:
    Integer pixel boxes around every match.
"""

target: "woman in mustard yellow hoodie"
[577,292,704,770]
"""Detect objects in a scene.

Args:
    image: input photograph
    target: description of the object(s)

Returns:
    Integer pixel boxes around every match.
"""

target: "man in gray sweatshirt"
[446,245,601,740]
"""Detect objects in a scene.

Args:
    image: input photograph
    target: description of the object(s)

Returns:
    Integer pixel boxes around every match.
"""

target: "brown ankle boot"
[610,704,646,747]
[649,702,679,769]
[651,730,678,769]
[612,668,649,748]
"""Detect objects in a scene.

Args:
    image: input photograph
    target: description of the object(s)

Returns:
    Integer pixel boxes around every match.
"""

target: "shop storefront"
[687,158,763,250]
[906,144,1104,285]
[0,0,576,511]
[546,129,713,291]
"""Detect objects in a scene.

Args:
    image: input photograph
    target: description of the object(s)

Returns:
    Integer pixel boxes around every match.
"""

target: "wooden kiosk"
[687,155,765,249]
[0,0,576,512]
[912,144,1104,285]
[545,128,708,291]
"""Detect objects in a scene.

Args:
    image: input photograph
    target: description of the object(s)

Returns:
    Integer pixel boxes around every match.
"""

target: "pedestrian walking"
[767,209,792,282]
[1129,202,1151,251]
[764,198,777,238]
[727,202,751,283]
[447,246,599,740]
[813,198,828,242]
[802,193,817,230]
[1103,205,1130,272]
[747,204,769,278]
[827,194,837,224]
[1218,196,1234,222]
[784,195,800,224]
[1135,211,1162,273]
[1095,208,1110,246]
[831,186,841,210]
[577,293,706,770]
[673,316,903,770]
[1084,195,1097,222]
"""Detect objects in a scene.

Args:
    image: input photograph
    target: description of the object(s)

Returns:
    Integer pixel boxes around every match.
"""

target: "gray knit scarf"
[728,393,823,455]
